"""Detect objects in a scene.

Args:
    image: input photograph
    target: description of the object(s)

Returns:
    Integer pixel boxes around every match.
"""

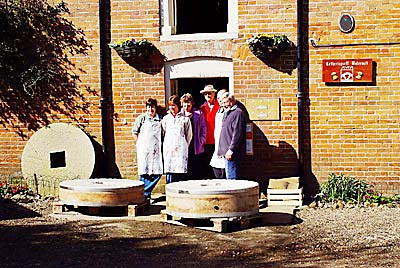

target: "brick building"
[1,0,400,196]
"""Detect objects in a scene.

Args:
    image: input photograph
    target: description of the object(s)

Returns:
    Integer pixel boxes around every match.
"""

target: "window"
[161,0,238,41]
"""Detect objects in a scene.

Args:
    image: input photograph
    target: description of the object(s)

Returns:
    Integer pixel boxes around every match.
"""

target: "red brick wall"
[1,0,399,195]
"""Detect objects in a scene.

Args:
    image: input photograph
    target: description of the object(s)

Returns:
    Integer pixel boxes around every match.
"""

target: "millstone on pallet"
[53,178,148,217]
[163,179,260,232]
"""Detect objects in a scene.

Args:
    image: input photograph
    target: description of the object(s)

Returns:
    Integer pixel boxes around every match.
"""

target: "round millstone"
[166,179,259,218]
[59,179,145,207]
[21,123,96,181]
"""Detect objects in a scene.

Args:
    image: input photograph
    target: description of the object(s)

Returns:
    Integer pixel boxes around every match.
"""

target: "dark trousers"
[187,152,205,180]
[213,167,225,179]
[166,173,185,184]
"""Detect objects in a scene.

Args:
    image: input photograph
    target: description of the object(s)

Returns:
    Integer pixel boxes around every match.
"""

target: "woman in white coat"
[162,95,192,183]
[132,98,163,198]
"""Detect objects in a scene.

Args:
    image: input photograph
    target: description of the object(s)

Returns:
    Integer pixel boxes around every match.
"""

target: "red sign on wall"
[322,59,373,83]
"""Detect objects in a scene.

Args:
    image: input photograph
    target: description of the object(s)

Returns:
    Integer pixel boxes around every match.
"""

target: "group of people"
[132,85,246,198]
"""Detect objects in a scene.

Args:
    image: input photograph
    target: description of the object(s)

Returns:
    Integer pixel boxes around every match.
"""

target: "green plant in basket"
[109,38,156,61]
[246,34,291,59]
[108,38,154,50]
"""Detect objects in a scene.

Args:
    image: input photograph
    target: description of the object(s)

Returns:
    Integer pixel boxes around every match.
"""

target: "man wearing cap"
[200,84,220,178]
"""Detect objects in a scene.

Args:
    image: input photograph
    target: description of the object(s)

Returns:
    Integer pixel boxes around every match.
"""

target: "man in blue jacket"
[217,93,246,179]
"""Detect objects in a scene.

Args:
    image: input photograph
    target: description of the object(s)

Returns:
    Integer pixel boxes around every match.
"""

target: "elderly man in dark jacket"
[217,93,246,179]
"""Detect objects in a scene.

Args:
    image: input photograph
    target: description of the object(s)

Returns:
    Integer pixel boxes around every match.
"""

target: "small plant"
[317,173,371,204]
[246,34,291,59]
[363,190,400,205]
[0,180,33,197]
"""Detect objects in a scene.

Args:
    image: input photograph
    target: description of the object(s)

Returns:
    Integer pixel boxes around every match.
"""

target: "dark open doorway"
[171,77,229,108]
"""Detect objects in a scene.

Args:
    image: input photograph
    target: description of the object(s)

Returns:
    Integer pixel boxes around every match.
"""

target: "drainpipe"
[99,0,116,177]
[297,0,305,178]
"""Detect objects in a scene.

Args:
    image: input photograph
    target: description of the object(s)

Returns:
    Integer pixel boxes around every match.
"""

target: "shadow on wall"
[0,1,95,138]
[256,42,298,75]
[241,124,300,195]
[89,137,121,179]
[117,46,166,75]
[238,103,319,200]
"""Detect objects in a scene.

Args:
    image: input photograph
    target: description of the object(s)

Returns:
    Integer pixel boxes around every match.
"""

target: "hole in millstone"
[214,206,220,210]
[50,151,66,168]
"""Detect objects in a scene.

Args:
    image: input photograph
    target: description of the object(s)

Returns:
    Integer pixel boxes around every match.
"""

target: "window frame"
[164,57,234,102]
[160,0,238,41]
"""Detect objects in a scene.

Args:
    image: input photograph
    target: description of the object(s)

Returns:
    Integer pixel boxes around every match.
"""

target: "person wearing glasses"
[199,84,220,178]
[217,93,246,180]
[209,89,228,178]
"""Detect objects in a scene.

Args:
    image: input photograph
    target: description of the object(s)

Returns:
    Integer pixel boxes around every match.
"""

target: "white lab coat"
[162,111,192,173]
[134,114,163,175]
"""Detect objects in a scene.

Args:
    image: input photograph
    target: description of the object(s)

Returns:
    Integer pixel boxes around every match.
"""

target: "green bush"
[317,173,400,206]
[318,173,371,204]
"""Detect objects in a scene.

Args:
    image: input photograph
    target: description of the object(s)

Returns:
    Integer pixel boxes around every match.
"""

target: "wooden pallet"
[52,200,149,217]
[161,210,261,233]
[267,188,303,207]
[261,205,302,225]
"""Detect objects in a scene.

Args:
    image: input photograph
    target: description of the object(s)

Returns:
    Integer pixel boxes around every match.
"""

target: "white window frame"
[161,0,238,41]
[164,57,234,100]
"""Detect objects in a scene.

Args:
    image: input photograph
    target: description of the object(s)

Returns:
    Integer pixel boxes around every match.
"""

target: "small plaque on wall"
[245,98,280,121]
[245,123,253,156]
[322,59,373,83]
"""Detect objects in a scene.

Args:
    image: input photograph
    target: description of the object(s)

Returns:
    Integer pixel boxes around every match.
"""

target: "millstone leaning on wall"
[21,123,96,196]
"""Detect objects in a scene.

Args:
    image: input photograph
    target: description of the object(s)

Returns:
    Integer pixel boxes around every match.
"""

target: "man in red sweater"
[200,85,220,178]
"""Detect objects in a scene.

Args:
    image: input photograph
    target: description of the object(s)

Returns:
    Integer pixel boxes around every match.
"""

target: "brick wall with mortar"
[1,0,399,195]
[308,0,400,194]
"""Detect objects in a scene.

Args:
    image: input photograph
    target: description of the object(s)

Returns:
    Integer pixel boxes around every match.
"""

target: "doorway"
[171,77,229,108]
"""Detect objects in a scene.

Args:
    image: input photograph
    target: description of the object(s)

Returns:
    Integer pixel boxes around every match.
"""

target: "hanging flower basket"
[246,34,291,60]
[109,38,166,74]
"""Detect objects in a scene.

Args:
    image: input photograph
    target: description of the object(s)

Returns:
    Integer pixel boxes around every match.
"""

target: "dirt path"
[1,198,400,268]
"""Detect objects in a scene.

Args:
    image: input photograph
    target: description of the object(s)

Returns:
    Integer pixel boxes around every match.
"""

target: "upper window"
[161,0,238,41]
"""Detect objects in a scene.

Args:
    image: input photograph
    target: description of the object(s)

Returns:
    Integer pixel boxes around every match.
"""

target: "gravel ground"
[1,197,400,268]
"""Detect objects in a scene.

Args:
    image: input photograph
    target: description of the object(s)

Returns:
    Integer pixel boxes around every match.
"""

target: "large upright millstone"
[166,179,259,218]
[21,123,96,195]
[59,179,145,207]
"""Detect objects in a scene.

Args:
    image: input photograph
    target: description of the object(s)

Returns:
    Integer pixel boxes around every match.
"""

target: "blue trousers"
[166,173,185,184]
[225,159,239,180]
[140,174,162,198]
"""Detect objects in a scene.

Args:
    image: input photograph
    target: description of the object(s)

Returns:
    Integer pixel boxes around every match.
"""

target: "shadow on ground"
[1,200,399,268]
[0,199,40,220]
